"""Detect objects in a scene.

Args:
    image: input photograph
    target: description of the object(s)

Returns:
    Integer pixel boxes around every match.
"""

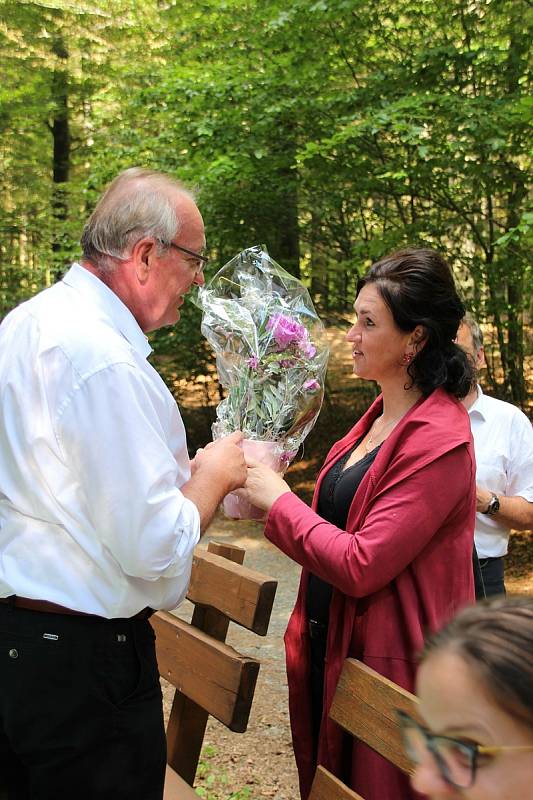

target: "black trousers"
[479,555,506,597]
[473,546,486,601]
[309,620,328,760]
[0,605,166,800]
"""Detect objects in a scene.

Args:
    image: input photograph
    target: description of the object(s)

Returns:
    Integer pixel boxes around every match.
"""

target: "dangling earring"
[402,352,414,364]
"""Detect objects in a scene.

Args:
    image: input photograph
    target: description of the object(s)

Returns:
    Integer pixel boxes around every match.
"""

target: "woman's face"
[412,650,533,800]
[346,283,413,385]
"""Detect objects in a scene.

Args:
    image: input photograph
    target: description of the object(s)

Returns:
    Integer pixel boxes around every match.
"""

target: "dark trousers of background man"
[473,548,506,601]
[479,556,506,597]
[0,604,166,800]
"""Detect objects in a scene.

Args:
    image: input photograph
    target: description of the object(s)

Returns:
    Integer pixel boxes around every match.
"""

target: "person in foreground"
[401,595,533,799]
[242,248,477,800]
[0,168,246,799]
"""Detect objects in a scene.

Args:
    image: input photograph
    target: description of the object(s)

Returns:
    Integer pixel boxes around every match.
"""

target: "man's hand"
[475,482,533,529]
[193,432,247,494]
[182,432,247,533]
[476,484,494,514]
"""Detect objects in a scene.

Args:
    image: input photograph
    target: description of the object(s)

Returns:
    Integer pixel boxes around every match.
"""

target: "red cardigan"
[264,388,476,800]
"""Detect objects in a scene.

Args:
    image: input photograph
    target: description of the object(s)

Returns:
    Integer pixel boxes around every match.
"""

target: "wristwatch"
[483,493,500,516]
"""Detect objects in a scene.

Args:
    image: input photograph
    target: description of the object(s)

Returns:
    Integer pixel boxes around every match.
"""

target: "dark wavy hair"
[357,248,474,397]
[421,596,533,730]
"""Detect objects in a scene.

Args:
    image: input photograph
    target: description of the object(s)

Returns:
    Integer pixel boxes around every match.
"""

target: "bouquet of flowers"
[196,244,329,519]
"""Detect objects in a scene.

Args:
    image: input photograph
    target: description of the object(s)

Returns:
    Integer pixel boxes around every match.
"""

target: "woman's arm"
[264,445,474,597]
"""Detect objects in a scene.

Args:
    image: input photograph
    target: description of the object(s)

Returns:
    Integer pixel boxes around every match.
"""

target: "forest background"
[1,0,531,430]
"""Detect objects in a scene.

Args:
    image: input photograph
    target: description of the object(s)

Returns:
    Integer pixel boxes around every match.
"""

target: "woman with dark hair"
[241,248,477,800]
[401,596,533,799]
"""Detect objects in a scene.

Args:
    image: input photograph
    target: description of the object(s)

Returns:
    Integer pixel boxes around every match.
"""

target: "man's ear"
[476,346,487,371]
[131,238,156,283]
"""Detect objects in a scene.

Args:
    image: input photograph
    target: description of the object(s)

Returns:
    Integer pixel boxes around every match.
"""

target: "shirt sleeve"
[507,411,533,501]
[264,445,474,597]
[55,361,200,581]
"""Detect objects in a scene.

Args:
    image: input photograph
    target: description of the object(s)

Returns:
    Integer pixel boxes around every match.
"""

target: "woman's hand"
[239,458,292,512]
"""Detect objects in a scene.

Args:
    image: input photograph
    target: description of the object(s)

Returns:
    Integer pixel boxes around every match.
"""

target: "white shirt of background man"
[468,385,533,558]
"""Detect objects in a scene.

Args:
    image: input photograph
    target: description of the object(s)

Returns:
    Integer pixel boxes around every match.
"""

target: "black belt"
[0,596,153,621]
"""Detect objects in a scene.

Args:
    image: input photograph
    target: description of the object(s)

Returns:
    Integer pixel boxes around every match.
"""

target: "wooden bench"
[151,540,278,799]
[309,659,420,800]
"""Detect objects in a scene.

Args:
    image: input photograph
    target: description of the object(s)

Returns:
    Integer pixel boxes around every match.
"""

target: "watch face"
[487,496,500,515]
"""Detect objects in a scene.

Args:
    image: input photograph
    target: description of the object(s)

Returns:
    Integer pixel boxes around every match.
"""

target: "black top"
[306,439,381,627]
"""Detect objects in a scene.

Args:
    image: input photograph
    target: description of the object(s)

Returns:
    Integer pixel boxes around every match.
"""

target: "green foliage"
[149,296,213,384]
[1,0,531,404]
[194,743,255,799]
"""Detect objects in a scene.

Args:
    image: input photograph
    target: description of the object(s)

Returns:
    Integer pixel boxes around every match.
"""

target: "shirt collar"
[467,384,488,420]
[62,263,152,359]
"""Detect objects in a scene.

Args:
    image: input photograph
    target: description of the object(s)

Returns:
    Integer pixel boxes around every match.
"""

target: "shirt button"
[8,648,18,659]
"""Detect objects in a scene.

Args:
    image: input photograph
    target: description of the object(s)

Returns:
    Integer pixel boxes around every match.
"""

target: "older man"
[0,169,246,799]
[457,314,533,598]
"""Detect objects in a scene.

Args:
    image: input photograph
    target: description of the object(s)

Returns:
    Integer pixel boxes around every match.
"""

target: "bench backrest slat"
[152,611,259,729]
[329,659,419,775]
[153,611,259,731]
[157,540,278,792]
[186,549,277,635]
[311,766,365,800]
[309,658,419,800]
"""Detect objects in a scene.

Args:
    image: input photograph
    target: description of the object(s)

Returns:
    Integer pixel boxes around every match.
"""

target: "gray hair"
[80,168,196,273]
[461,312,484,352]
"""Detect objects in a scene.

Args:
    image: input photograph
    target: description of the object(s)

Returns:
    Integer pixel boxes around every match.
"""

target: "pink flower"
[303,379,320,391]
[300,340,317,358]
[247,356,259,369]
[266,313,306,349]
[280,450,297,467]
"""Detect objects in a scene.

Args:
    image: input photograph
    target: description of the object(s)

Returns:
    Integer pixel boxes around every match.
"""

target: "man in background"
[457,314,533,598]
[0,168,246,799]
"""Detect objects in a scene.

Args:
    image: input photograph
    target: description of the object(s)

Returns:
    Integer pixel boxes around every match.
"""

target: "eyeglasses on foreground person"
[397,709,533,791]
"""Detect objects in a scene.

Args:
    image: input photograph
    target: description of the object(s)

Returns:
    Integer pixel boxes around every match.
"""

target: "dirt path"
[162,515,301,799]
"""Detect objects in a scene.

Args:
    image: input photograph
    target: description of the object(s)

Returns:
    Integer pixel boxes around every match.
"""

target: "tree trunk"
[310,212,329,311]
[51,35,70,258]
[499,11,529,407]
[503,169,527,407]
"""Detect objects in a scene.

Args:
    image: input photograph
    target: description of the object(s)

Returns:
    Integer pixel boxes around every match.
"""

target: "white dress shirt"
[0,263,200,617]
[468,386,533,558]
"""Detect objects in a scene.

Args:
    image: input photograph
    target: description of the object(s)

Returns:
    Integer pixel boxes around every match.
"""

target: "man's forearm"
[479,492,533,531]
[181,432,247,532]
[181,473,227,534]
